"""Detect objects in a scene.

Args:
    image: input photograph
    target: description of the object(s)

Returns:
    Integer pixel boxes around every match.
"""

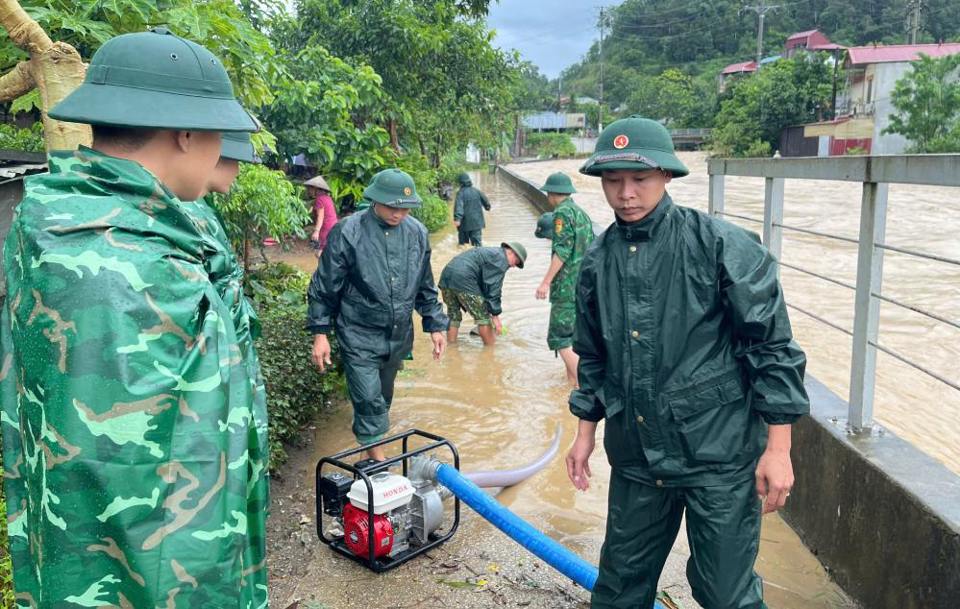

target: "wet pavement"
[277,167,856,609]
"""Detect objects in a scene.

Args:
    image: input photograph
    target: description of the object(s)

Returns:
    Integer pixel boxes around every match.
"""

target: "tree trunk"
[0,0,91,151]
[388,118,399,152]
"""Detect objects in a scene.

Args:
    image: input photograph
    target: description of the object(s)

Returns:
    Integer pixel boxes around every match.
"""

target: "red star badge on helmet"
[613,134,629,149]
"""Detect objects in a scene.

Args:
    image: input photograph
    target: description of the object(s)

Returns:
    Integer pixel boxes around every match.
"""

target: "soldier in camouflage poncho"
[534,172,594,386]
[0,30,266,608]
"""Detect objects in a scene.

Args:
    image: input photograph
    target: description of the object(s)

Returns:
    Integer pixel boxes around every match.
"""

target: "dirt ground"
[265,416,602,609]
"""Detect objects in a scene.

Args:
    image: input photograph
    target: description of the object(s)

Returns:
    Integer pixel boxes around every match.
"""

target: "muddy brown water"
[279,165,855,608]
[508,154,960,479]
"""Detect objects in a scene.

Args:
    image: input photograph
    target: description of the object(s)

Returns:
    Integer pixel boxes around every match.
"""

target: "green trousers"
[592,470,764,609]
[343,358,403,444]
[458,228,482,246]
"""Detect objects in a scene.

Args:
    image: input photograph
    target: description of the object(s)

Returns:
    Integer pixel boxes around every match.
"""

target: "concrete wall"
[785,378,960,609]
[871,62,912,154]
[495,165,550,214]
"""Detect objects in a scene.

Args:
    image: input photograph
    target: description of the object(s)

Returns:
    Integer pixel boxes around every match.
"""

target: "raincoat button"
[631,330,640,338]
[636,415,645,424]
[655,479,663,487]
[629,245,637,253]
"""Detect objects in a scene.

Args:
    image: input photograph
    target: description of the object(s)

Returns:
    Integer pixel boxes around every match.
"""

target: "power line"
[742,1,781,68]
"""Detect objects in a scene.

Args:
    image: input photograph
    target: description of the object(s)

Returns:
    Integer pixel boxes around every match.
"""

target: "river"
[283,166,855,608]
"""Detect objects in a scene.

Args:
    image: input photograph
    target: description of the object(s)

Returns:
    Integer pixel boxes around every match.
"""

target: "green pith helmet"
[50,28,256,132]
[539,172,576,195]
[501,241,527,268]
[220,131,256,163]
[535,212,555,239]
[457,172,471,186]
[580,115,688,177]
[362,169,422,209]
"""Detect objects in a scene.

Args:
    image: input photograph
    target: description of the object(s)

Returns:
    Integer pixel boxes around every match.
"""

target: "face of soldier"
[373,203,410,226]
[208,158,240,195]
[600,168,672,223]
[166,130,224,201]
[546,192,567,207]
[505,248,520,267]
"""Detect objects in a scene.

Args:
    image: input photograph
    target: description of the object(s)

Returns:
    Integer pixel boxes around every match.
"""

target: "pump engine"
[317,430,459,571]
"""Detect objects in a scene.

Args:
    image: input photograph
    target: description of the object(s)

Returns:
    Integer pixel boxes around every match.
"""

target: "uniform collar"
[49,146,178,202]
[615,193,673,242]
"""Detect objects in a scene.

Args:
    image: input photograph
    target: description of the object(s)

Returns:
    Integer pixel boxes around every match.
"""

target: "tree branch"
[0,59,34,101]
[0,0,52,54]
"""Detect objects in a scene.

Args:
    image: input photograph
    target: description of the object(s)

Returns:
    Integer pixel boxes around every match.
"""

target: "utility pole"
[743,1,780,69]
[598,6,605,133]
[557,75,562,133]
[909,0,923,44]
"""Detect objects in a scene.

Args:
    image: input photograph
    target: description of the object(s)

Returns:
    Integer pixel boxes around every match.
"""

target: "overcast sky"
[486,0,622,79]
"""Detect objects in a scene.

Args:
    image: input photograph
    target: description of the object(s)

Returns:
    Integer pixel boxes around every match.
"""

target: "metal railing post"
[763,177,785,260]
[849,181,888,430]
[708,173,725,216]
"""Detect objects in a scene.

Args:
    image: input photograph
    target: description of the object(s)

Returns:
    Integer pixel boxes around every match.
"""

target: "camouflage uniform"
[548,198,594,350]
[0,148,268,608]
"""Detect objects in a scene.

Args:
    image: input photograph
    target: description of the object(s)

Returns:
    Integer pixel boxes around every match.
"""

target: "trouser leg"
[469,230,482,246]
[344,360,400,444]
[592,471,683,609]
[684,478,765,609]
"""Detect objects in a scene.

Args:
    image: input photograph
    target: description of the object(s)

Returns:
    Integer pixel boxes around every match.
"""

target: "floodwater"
[508,154,960,478]
[287,167,855,609]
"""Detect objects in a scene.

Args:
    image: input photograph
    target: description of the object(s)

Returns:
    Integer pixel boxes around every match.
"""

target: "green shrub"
[0,442,12,609]
[250,263,346,469]
[411,194,450,233]
[0,123,43,153]
[524,132,576,158]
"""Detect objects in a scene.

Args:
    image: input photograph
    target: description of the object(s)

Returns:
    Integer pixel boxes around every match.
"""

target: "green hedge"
[411,193,450,233]
[525,132,576,158]
[250,263,346,469]
[0,446,12,609]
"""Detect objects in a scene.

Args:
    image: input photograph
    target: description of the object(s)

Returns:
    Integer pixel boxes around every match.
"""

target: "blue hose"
[436,462,599,590]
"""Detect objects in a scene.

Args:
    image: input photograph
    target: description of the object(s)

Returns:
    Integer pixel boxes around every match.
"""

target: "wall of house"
[871,62,913,154]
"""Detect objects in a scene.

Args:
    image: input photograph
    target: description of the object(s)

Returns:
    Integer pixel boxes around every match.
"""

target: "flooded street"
[509,154,960,478]
[284,168,854,608]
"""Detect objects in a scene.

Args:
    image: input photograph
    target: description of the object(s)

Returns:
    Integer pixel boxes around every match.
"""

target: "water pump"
[316,430,460,571]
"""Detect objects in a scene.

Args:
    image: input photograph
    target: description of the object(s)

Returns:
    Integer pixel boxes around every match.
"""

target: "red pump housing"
[343,502,395,558]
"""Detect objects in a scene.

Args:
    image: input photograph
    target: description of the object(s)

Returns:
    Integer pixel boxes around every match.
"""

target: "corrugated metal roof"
[0,162,46,180]
[787,29,820,41]
[522,112,586,130]
[721,61,757,75]
[847,43,960,65]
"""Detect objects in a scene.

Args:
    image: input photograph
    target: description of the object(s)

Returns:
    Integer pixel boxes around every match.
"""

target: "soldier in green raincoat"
[534,211,554,240]
[453,172,491,246]
[535,172,594,385]
[308,169,449,461]
[0,30,268,608]
[565,116,809,609]
[439,242,526,346]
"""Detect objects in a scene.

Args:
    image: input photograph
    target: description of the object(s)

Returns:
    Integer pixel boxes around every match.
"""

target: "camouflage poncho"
[0,147,268,608]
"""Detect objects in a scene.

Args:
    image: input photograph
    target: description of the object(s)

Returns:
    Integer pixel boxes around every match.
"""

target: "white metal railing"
[708,155,960,431]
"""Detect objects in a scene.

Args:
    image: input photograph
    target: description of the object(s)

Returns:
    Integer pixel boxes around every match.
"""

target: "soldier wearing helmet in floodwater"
[535,172,595,386]
[566,116,810,609]
[307,169,449,461]
[0,28,267,607]
[453,171,491,246]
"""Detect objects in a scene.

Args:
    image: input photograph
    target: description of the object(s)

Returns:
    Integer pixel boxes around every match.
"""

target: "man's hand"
[566,421,597,491]
[535,281,550,300]
[453,220,461,228]
[492,315,502,335]
[755,424,794,514]
[430,332,447,360]
[312,334,332,372]
[311,229,321,241]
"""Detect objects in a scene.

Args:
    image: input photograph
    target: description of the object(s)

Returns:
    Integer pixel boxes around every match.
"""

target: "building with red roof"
[784,30,842,57]
[829,42,960,154]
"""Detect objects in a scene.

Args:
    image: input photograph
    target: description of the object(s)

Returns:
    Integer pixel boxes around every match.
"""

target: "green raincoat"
[306,207,448,443]
[1,148,268,608]
[453,179,490,246]
[570,194,808,608]
[438,246,510,316]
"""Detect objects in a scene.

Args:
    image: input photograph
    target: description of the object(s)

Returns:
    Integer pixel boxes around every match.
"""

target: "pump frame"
[315,429,461,572]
